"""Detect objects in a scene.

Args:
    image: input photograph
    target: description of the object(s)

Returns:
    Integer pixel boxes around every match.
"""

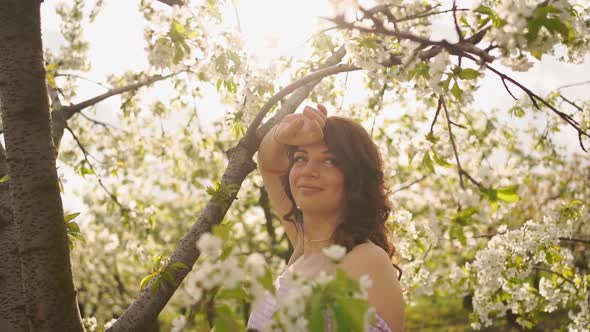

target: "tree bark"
[0,1,83,331]
[0,144,26,332]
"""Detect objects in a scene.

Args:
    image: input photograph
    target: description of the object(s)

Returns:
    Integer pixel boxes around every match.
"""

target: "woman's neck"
[301,211,341,255]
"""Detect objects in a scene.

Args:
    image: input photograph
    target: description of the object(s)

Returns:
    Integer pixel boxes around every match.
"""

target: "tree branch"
[108,43,348,332]
[58,72,181,120]
[329,15,494,63]
[50,71,183,150]
[485,64,590,152]
[154,0,184,6]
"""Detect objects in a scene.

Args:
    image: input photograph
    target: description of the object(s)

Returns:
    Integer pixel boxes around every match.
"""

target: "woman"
[248,105,405,332]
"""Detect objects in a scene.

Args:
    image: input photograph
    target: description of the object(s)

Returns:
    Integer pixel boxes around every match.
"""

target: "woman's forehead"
[295,142,331,154]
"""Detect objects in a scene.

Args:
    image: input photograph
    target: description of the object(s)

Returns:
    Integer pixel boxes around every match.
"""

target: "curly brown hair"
[281,116,398,263]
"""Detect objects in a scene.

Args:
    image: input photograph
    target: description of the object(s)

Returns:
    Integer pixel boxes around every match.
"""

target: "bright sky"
[40,0,590,213]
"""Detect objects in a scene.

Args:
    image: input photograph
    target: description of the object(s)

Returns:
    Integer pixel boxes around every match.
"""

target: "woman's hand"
[274,105,328,146]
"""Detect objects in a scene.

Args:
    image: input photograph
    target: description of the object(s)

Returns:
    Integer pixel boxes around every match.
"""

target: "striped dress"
[247,272,393,332]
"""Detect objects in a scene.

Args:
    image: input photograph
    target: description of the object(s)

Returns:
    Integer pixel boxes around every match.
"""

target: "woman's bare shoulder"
[340,242,392,273]
[339,242,405,332]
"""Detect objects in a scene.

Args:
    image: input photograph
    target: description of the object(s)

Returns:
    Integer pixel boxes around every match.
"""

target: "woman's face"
[289,142,345,216]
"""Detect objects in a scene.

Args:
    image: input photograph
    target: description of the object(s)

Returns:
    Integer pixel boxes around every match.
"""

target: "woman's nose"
[301,160,319,177]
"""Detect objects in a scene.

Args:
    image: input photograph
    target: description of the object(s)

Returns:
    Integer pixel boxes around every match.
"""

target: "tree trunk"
[0,1,83,331]
[0,144,26,331]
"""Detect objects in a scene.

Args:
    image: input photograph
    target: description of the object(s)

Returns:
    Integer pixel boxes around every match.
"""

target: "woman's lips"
[298,185,322,194]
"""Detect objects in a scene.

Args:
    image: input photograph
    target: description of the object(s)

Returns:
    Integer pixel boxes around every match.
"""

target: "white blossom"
[196,233,223,258]
[359,274,373,298]
[245,252,267,277]
[171,315,187,332]
[82,317,97,332]
[322,244,347,262]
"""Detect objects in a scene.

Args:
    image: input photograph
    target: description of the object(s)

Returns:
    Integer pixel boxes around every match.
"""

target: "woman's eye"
[325,158,337,165]
[293,155,306,162]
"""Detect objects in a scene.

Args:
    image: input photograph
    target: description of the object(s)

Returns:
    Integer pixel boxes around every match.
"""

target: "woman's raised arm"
[257,105,327,262]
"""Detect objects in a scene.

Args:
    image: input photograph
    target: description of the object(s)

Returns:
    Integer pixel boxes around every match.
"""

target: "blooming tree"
[0,0,589,331]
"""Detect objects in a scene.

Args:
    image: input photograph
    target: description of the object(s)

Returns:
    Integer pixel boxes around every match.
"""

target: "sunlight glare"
[227,0,333,65]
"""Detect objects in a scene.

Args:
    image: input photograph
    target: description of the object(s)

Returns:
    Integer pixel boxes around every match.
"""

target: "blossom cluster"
[388,210,438,300]
[467,214,585,329]
[467,0,590,70]
[182,232,376,331]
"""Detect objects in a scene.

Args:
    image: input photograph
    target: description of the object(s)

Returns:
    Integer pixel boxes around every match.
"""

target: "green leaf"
[206,181,240,210]
[451,82,463,100]
[0,175,9,184]
[327,270,361,295]
[259,270,274,293]
[474,5,494,16]
[214,304,245,332]
[64,212,80,223]
[407,63,430,80]
[161,270,175,286]
[425,132,439,144]
[231,121,244,139]
[509,106,526,118]
[212,223,232,241]
[150,278,162,295]
[170,20,185,39]
[66,221,80,234]
[421,152,435,174]
[484,188,498,202]
[450,224,467,246]
[458,68,480,80]
[453,207,479,225]
[497,185,520,203]
[216,287,247,301]
[307,293,326,332]
[170,261,189,271]
[140,273,157,289]
[546,246,562,264]
[79,165,94,176]
[330,297,369,332]
[543,18,572,41]
[431,150,451,167]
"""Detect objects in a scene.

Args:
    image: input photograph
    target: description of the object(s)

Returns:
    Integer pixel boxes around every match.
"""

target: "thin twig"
[452,0,463,41]
[557,80,590,90]
[65,126,130,212]
[441,96,464,189]
[441,96,485,190]
[392,176,428,193]
[55,73,111,90]
[429,97,443,135]
[501,76,518,100]
[79,111,126,131]
[559,94,584,112]
[474,233,590,246]
[485,64,589,152]
[532,266,576,286]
